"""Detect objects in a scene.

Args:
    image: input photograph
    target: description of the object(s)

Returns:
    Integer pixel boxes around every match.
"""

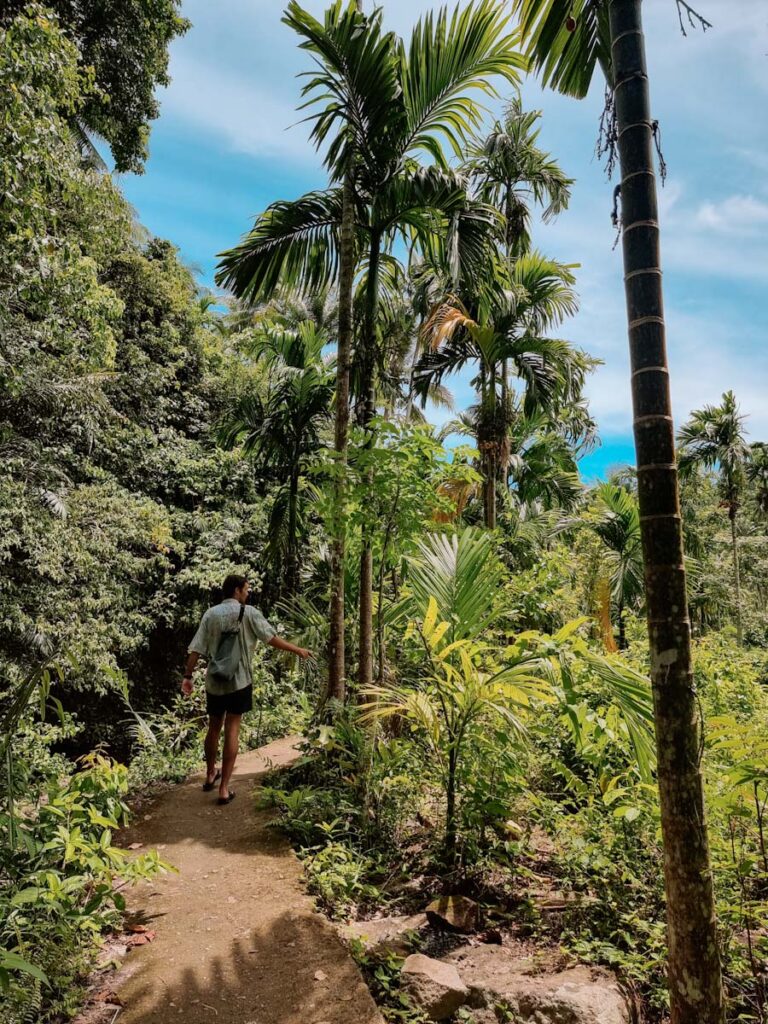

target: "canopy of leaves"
[1,0,190,171]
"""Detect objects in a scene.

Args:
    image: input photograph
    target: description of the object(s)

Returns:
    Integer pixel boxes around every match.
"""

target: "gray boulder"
[425,894,479,933]
[400,953,469,1021]
[338,914,427,956]
[446,945,632,1023]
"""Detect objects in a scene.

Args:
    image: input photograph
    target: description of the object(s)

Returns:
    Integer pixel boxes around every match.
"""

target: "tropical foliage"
[3,3,768,1024]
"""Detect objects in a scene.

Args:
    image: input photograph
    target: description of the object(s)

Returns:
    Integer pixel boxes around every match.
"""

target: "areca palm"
[463,97,573,440]
[464,96,572,260]
[748,442,768,517]
[511,2,723,1018]
[218,322,333,596]
[678,390,750,645]
[591,483,643,650]
[445,402,584,512]
[369,530,655,861]
[416,253,592,528]
[218,0,525,695]
[507,411,583,510]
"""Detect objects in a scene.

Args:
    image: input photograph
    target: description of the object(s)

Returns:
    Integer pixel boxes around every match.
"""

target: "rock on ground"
[445,945,632,1024]
[338,914,428,956]
[425,894,479,933]
[400,953,469,1021]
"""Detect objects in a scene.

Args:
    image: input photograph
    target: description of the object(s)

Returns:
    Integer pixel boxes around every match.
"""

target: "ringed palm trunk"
[286,468,300,597]
[610,2,724,1020]
[485,360,498,529]
[729,504,743,644]
[357,229,381,691]
[327,168,356,703]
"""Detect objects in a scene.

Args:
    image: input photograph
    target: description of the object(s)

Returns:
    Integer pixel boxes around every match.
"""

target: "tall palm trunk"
[616,597,626,650]
[358,229,381,691]
[327,168,356,703]
[286,468,300,597]
[729,504,743,645]
[610,2,723,1020]
[485,360,498,529]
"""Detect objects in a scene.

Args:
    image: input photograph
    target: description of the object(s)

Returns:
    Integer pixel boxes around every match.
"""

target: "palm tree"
[464,97,573,428]
[748,442,768,517]
[218,322,333,597]
[218,0,525,695]
[416,253,593,528]
[590,483,644,650]
[444,401,585,513]
[678,390,750,645]
[367,527,655,863]
[511,2,723,1019]
[466,97,573,258]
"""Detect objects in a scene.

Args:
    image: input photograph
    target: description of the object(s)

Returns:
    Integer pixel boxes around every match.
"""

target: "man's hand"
[268,636,313,660]
[181,676,194,696]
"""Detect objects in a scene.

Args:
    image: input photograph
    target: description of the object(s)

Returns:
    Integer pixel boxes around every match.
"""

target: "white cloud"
[695,194,768,234]
[160,52,315,163]
[141,0,768,450]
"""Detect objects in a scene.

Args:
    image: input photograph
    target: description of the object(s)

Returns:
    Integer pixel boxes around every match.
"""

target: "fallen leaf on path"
[92,989,123,1006]
[126,929,156,946]
[313,969,327,982]
[126,924,151,933]
[128,842,143,850]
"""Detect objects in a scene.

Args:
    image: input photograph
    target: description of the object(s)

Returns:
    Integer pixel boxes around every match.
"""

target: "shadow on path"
[81,737,383,1024]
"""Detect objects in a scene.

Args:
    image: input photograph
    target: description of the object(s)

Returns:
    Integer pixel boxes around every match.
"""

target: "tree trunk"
[616,598,626,650]
[357,230,381,692]
[445,747,458,867]
[729,506,743,645]
[286,469,299,596]
[485,361,497,529]
[327,168,356,703]
[609,2,724,1021]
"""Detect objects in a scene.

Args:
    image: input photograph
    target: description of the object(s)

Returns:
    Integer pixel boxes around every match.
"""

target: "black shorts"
[206,684,253,717]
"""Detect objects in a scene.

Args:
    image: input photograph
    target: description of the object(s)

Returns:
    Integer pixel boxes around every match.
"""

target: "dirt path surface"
[104,737,384,1024]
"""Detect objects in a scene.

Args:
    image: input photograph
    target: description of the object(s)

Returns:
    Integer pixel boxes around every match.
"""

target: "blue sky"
[119,0,768,480]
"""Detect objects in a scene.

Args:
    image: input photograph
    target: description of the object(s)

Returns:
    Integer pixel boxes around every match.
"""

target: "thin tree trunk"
[286,469,299,596]
[327,168,356,703]
[375,478,401,684]
[357,229,381,692]
[730,505,743,645]
[445,747,457,867]
[486,360,497,529]
[609,2,724,1021]
[617,598,626,650]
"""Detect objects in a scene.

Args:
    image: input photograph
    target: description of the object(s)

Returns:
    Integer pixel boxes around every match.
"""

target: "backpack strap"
[238,604,245,626]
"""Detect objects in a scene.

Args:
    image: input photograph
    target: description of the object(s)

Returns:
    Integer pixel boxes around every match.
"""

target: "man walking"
[182,573,311,805]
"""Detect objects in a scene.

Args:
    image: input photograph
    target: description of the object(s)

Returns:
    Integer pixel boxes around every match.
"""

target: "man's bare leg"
[204,714,223,785]
[219,713,242,800]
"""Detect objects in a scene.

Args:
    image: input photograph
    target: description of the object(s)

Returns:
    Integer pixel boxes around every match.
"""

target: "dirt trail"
[100,737,383,1024]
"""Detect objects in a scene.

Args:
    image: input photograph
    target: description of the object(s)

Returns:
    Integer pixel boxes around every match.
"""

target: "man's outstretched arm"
[268,636,313,659]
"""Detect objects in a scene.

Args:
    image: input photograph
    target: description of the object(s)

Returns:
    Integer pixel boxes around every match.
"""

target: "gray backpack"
[208,605,245,690]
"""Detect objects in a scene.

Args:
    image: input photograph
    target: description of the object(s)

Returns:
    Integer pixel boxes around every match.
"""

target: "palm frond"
[215,189,347,302]
[407,528,505,641]
[511,0,612,98]
[398,1,526,164]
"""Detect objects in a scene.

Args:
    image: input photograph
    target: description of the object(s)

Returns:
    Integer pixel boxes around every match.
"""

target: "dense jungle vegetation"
[1,2,766,1023]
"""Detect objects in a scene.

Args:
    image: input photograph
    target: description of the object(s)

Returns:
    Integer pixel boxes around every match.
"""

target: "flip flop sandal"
[217,791,236,806]
[202,770,221,792]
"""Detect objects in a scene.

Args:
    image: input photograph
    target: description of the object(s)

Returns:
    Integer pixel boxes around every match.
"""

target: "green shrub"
[0,752,171,1022]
